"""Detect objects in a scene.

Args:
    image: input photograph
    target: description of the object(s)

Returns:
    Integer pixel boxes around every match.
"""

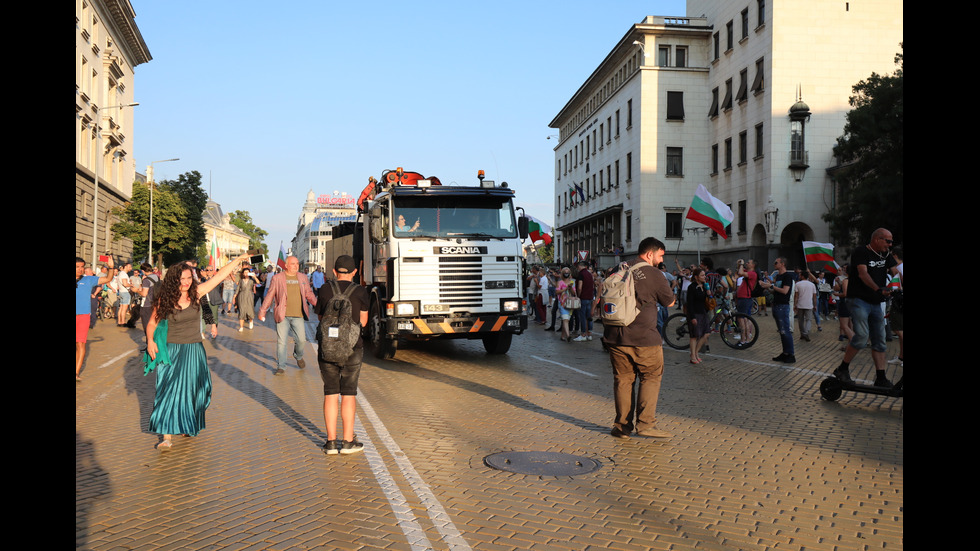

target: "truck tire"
[369,301,397,360]
[482,332,512,355]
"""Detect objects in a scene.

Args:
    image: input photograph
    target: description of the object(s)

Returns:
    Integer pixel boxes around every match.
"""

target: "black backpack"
[748,271,765,298]
[317,280,360,363]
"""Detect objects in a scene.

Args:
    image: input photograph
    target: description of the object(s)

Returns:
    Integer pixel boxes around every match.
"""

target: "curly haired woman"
[145,254,249,451]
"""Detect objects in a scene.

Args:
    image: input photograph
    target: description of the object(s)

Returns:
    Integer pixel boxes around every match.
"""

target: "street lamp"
[91,102,139,267]
[147,158,180,265]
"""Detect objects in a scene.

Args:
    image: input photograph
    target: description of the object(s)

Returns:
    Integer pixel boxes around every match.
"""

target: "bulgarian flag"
[277,242,287,269]
[686,185,734,239]
[209,231,220,269]
[527,216,553,245]
[822,260,841,275]
[803,241,835,264]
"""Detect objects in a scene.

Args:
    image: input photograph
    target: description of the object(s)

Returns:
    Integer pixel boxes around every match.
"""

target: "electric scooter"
[819,374,903,401]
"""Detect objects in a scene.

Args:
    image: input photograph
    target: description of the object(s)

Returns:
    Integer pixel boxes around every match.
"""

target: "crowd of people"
[77,227,902,454]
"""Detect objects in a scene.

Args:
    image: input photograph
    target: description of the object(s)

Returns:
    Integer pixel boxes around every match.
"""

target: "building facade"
[550,1,903,269]
[291,191,358,270]
[76,0,151,266]
[202,200,251,268]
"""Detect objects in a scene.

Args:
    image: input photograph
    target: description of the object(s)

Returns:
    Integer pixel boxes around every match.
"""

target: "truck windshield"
[392,195,517,238]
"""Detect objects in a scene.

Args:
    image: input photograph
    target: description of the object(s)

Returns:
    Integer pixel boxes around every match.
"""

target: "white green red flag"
[209,231,220,268]
[527,216,553,245]
[802,241,835,263]
[277,243,287,269]
[822,260,841,275]
[686,185,734,239]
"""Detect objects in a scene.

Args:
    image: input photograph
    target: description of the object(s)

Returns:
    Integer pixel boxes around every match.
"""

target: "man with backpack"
[601,237,676,440]
[315,255,369,455]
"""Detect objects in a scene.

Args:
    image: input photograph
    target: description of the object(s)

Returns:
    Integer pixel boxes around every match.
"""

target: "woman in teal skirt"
[145,254,249,450]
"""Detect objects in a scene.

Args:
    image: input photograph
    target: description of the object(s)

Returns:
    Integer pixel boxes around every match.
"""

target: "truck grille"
[397,256,518,311]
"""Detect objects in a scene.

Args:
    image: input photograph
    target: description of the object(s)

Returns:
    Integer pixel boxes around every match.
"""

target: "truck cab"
[359,169,528,359]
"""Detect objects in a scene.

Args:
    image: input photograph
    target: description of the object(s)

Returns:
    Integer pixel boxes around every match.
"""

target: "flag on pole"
[574,182,585,201]
[527,216,553,245]
[277,243,287,269]
[686,185,735,239]
[209,231,220,269]
[802,241,835,264]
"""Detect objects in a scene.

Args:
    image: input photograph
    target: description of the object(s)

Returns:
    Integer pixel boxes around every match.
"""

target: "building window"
[751,58,765,94]
[666,147,683,176]
[713,32,720,60]
[738,200,747,234]
[676,46,687,68]
[722,78,733,111]
[586,136,590,159]
[666,212,682,239]
[711,144,719,175]
[736,69,748,103]
[709,87,719,118]
[758,0,766,27]
[724,138,732,170]
[615,110,620,136]
[755,123,764,158]
[726,20,734,51]
[606,165,612,190]
[667,91,684,121]
[739,131,748,165]
[592,129,597,154]
[659,46,670,67]
[599,123,604,148]
[741,8,750,39]
[627,99,633,128]
[626,152,633,181]
[607,116,612,143]
[615,160,620,187]
[626,213,633,243]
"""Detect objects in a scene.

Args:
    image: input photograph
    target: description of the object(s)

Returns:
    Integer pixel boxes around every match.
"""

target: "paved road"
[76,309,903,550]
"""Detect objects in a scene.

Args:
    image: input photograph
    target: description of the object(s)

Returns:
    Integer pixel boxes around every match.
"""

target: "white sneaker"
[238,327,243,332]
[572,335,588,342]
[249,321,254,329]
[887,356,903,366]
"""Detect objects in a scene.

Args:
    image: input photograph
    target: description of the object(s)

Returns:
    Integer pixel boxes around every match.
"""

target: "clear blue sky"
[131,0,686,254]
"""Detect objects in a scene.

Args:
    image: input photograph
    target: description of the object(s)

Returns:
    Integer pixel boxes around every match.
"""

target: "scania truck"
[352,168,529,359]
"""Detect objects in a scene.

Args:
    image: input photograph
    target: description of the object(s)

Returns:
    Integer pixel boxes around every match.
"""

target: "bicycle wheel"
[750,300,761,315]
[719,313,759,349]
[662,313,691,350]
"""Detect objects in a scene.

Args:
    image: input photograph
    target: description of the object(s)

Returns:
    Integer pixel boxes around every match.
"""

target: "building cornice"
[98,0,152,66]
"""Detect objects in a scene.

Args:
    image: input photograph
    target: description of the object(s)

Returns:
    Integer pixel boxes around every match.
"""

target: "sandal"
[157,439,173,451]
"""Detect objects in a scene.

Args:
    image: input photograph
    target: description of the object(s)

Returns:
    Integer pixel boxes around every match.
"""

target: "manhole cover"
[484,451,601,476]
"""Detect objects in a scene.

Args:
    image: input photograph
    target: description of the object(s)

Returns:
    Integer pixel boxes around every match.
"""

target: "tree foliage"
[824,45,903,249]
[229,210,269,255]
[111,182,191,266]
[158,171,209,260]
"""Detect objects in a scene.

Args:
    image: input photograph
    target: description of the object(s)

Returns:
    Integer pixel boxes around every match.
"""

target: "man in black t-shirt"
[315,255,369,455]
[603,237,676,440]
[833,228,898,387]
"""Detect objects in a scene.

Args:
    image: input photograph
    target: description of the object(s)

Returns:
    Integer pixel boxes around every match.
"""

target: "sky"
[131,0,687,254]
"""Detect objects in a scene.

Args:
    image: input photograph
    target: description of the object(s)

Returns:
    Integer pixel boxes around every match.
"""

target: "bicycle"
[662,295,759,350]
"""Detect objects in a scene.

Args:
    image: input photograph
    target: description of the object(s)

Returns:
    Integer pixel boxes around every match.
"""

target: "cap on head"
[334,255,356,274]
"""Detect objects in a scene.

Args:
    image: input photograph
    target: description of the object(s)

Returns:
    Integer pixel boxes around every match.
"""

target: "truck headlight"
[394,302,417,316]
[502,299,521,312]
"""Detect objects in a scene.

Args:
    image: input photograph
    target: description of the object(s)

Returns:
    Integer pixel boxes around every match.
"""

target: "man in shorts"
[76,256,115,380]
[834,228,898,387]
[315,255,369,455]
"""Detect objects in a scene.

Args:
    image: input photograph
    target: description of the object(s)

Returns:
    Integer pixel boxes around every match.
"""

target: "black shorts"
[317,347,363,396]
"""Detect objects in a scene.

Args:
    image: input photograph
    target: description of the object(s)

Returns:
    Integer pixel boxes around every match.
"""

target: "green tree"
[111,182,191,266]
[158,171,208,260]
[536,242,554,264]
[228,210,269,255]
[824,45,903,249]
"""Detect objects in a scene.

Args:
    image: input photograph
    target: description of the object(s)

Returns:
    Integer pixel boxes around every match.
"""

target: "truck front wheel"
[482,332,513,355]
[369,301,397,360]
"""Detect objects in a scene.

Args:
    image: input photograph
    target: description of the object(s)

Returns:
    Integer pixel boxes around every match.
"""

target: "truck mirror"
[518,216,529,240]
